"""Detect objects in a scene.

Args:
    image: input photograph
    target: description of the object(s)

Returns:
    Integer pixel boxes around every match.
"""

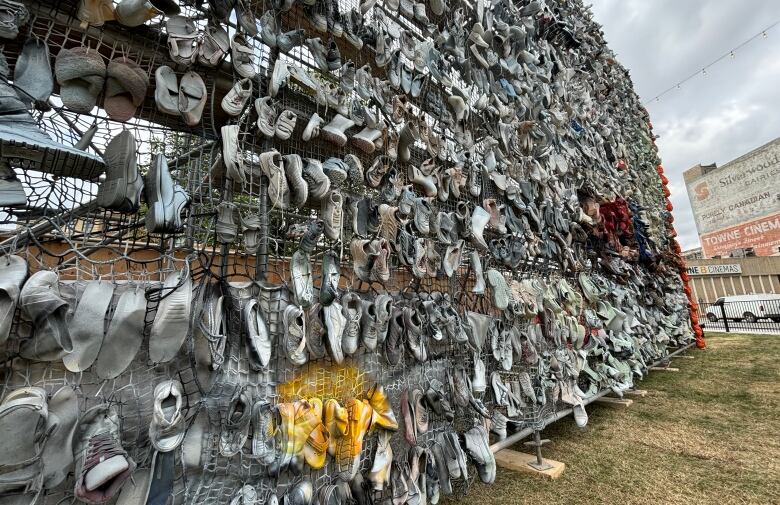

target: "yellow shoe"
[293,398,329,470]
[324,398,348,458]
[304,423,329,470]
[366,383,399,431]
[276,402,297,468]
[292,399,319,455]
[336,398,374,480]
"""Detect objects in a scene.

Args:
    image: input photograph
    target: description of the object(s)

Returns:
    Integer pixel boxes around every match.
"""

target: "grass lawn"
[453,333,780,504]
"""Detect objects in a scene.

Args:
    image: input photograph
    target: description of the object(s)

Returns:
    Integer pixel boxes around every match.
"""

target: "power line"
[644,19,780,104]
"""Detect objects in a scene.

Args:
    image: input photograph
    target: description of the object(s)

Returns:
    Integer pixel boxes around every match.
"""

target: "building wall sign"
[686,141,780,236]
[687,264,742,276]
[699,212,780,257]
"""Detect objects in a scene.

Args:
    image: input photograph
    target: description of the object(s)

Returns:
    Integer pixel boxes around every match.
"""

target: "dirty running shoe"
[73,405,136,504]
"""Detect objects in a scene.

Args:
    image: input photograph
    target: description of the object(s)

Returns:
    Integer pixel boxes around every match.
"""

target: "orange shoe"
[324,398,348,458]
[366,383,399,431]
[336,398,374,480]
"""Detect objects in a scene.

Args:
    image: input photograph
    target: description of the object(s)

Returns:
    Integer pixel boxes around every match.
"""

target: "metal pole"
[490,342,696,453]
[719,302,730,332]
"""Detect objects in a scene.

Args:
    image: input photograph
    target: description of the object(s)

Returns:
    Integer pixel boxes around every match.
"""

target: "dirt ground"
[450,333,780,504]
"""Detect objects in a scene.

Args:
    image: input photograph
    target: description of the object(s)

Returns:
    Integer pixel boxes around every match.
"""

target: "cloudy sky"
[590,0,780,250]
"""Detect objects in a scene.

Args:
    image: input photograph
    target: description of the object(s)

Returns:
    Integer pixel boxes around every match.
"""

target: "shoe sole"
[0,134,103,180]
[320,127,348,147]
[351,135,378,154]
[98,131,141,211]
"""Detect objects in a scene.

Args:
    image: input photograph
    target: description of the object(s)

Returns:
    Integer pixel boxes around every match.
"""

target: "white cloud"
[591,0,780,251]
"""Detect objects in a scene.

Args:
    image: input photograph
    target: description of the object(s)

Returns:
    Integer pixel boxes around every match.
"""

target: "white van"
[705,294,780,323]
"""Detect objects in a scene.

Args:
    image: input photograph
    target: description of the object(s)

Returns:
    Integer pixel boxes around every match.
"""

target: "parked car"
[705,294,780,323]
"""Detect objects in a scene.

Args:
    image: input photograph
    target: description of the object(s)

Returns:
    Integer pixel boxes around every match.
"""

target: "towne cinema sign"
[686,140,780,257]
[686,264,742,276]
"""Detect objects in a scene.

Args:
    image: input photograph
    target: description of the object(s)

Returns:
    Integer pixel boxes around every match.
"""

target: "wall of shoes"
[0,0,699,504]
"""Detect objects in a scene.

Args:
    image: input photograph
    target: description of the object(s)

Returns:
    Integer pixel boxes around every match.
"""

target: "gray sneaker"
[144,154,191,234]
[0,51,104,179]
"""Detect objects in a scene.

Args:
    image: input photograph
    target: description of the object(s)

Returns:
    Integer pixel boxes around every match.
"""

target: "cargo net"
[0,0,695,504]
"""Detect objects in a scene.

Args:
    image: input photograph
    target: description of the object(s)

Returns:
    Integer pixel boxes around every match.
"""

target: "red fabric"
[652,154,705,347]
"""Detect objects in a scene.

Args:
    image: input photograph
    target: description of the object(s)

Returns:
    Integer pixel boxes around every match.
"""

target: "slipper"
[14,38,54,107]
[0,386,48,495]
[166,15,199,66]
[178,70,207,126]
[62,280,114,373]
[154,65,179,115]
[18,270,72,362]
[54,46,105,114]
[149,268,192,364]
[93,285,147,380]
[198,22,230,67]
[104,57,148,122]
[0,254,27,344]
[42,386,80,489]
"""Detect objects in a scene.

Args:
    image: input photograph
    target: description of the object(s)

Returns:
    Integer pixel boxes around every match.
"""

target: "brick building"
[684,137,780,258]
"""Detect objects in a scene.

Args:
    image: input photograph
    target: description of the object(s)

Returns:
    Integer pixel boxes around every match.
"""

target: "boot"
[351,125,383,154]
[398,121,419,163]
[321,114,355,147]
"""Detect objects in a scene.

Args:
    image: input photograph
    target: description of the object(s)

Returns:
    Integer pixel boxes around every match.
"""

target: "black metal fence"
[699,298,780,333]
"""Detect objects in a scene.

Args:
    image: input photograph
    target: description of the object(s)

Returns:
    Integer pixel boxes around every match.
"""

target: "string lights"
[644,20,779,104]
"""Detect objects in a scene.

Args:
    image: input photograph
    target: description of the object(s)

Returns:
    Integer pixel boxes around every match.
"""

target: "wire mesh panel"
[0,0,696,503]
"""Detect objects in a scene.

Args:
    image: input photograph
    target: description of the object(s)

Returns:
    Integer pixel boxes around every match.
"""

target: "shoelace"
[83,433,126,473]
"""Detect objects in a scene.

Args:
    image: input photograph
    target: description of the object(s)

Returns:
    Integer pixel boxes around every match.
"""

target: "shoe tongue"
[84,454,129,491]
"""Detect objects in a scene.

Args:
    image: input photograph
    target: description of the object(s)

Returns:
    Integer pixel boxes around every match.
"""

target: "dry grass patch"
[446,333,780,504]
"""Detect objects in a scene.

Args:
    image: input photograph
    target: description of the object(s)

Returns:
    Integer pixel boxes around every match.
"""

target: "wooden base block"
[594,396,633,408]
[623,389,648,397]
[650,366,680,372]
[494,449,566,479]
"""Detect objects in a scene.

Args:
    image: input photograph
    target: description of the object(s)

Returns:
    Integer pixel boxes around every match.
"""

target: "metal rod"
[0,200,99,251]
[490,341,696,453]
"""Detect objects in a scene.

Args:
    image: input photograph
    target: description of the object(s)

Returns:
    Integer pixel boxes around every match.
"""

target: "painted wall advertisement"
[686,140,780,257]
